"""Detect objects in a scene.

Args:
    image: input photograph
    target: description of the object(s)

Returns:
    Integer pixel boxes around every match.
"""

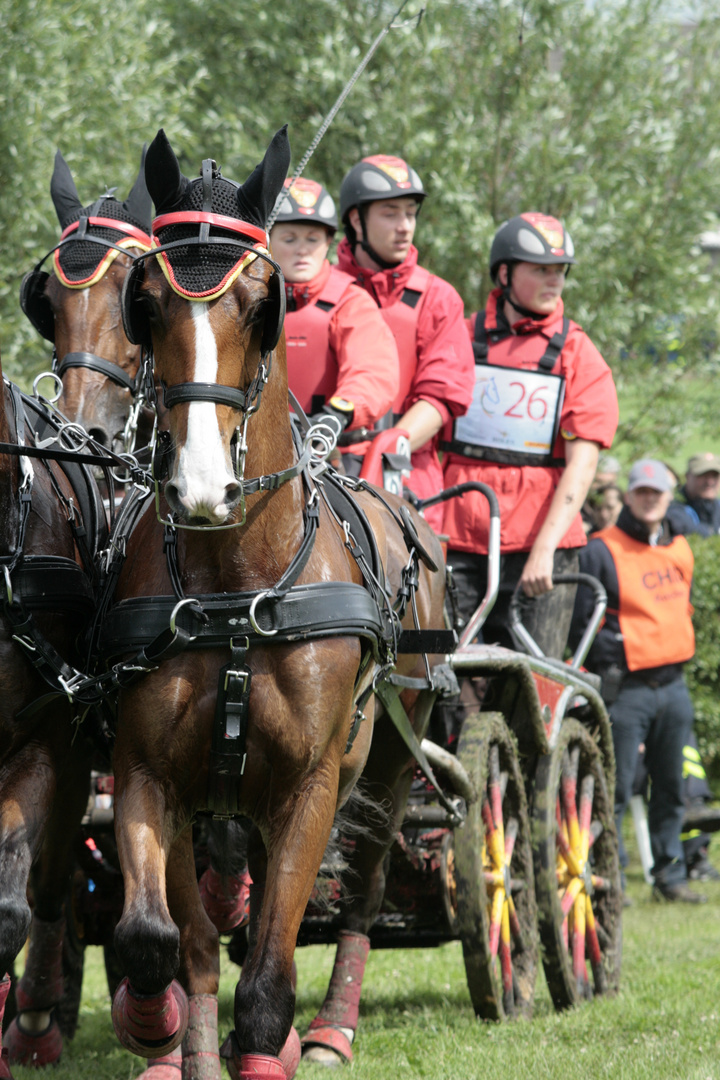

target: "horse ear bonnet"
[129,127,290,354]
[20,270,55,341]
[23,148,153,344]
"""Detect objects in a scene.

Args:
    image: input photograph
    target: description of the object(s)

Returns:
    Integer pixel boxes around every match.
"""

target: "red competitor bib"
[598,525,695,671]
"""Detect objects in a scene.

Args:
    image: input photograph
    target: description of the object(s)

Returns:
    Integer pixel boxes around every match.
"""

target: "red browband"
[60,217,152,247]
[152,212,267,247]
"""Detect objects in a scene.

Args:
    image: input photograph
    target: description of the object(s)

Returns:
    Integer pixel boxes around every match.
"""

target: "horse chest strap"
[208,639,252,817]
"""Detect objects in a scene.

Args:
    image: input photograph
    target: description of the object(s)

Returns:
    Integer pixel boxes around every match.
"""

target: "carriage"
[0,130,621,1080]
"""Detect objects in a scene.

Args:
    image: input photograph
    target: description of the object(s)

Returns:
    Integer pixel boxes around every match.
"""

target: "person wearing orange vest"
[570,458,707,903]
[336,155,474,530]
[270,177,399,470]
[441,213,619,656]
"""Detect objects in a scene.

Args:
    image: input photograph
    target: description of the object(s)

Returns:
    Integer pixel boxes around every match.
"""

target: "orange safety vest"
[598,525,695,671]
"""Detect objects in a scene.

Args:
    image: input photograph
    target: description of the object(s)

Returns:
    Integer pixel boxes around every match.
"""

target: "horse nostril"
[165,482,181,512]
[224,482,243,510]
[88,428,108,447]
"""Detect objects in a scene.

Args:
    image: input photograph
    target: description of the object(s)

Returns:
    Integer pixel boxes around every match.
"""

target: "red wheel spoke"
[578,775,594,861]
[482,796,504,870]
[555,818,582,878]
[585,896,602,966]
[499,902,514,1012]
[488,744,504,843]
[489,887,504,958]
[588,820,603,849]
[590,874,610,892]
[561,747,581,855]
[504,817,518,862]
[571,893,587,990]
[560,875,584,919]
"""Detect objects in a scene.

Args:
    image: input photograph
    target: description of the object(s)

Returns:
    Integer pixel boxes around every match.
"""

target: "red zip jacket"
[283,260,399,431]
[337,239,474,528]
[442,289,618,554]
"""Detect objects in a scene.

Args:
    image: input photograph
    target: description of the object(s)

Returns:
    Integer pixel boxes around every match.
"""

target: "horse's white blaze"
[175,303,236,517]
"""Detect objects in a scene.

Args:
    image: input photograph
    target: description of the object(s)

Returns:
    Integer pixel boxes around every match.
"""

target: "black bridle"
[26,212,152,411]
[129,225,316,531]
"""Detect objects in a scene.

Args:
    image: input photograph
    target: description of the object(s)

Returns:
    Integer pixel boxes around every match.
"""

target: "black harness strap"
[56,352,139,394]
[473,314,570,372]
[209,637,252,817]
[98,582,391,660]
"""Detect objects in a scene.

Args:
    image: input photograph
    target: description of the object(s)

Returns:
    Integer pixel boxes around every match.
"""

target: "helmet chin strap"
[354,206,403,270]
[501,263,547,321]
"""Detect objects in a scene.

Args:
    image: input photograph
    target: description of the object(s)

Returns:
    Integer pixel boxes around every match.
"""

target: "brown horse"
[102,127,446,1080]
[0,350,107,1075]
[21,148,154,456]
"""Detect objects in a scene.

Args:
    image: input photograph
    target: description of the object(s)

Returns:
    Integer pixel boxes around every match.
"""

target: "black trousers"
[446,547,580,659]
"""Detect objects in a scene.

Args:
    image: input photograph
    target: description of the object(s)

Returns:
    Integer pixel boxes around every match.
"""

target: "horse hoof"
[112,977,189,1058]
[279,1026,301,1079]
[198,867,251,933]
[301,1024,353,1066]
[4,1015,63,1066]
[220,1030,298,1079]
[134,1047,182,1078]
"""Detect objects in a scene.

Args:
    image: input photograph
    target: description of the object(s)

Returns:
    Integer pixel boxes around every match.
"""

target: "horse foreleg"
[111,772,189,1060]
[198,818,251,934]
[132,829,221,1080]
[5,744,92,1067]
[302,714,419,1066]
[226,772,341,1080]
[0,748,58,979]
[168,828,221,1080]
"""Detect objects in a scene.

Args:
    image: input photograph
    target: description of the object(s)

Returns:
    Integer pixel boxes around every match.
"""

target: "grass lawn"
[10,825,720,1080]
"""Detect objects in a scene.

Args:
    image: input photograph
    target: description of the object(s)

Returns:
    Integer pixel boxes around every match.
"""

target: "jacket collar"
[616,504,672,547]
[283,259,332,311]
[485,288,565,338]
[336,238,418,300]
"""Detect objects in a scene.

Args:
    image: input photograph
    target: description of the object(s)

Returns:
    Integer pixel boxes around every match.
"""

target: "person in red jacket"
[270,177,399,470]
[337,155,474,529]
[442,213,619,656]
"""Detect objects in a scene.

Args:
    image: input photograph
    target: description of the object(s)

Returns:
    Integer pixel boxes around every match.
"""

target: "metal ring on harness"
[169,597,203,636]
[248,591,278,637]
[32,371,64,403]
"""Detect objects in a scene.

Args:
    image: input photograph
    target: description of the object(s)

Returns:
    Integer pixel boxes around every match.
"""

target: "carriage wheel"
[532,718,622,1010]
[454,711,538,1021]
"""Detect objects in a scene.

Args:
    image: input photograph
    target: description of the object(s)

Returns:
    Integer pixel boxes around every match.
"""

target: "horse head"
[21,148,153,452]
[126,127,290,526]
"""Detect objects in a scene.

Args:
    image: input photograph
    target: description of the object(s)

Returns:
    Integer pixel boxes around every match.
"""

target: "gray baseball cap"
[627,459,674,493]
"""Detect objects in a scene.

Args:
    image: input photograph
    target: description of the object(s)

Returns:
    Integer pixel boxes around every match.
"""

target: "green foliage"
[685,534,720,783]
[4,0,720,463]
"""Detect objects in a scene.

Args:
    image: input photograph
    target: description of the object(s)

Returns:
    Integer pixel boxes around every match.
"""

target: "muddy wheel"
[454,711,539,1020]
[532,718,622,1010]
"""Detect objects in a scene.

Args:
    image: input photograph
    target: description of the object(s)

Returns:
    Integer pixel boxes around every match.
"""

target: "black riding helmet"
[272,177,338,233]
[490,212,576,318]
[339,155,425,269]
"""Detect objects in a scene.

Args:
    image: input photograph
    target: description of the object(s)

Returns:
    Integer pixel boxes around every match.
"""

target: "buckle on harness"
[57,670,87,702]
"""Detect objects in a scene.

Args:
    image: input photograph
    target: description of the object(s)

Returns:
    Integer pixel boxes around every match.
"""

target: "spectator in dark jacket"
[667,452,720,537]
[569,458,706,903]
